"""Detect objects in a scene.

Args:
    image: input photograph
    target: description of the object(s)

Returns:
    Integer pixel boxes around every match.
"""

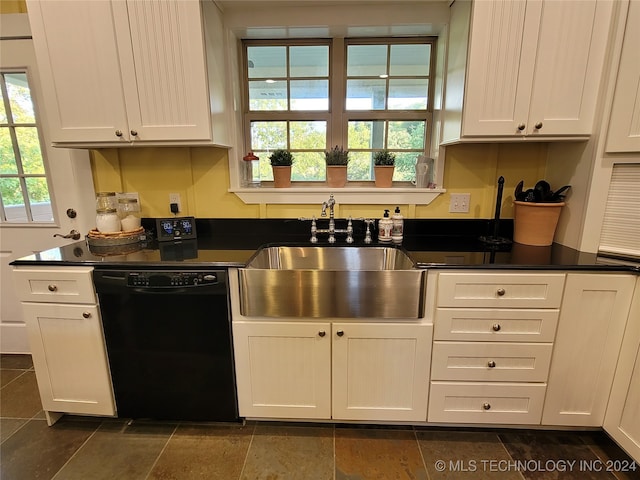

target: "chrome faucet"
[298,194,357,243]
[321,194,336,219]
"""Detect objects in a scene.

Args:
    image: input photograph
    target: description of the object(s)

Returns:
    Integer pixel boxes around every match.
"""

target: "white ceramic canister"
[96,208,121,233]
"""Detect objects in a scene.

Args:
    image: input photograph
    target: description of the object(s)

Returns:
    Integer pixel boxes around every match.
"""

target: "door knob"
[53,229,81,240]
[336,330,344,337]
[318,331,326,337]
[534,121,543,129]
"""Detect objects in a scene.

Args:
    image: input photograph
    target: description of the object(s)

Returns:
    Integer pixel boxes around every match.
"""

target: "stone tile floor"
[2,354,639,480]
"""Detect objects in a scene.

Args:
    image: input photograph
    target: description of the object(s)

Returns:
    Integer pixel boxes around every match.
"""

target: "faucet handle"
[363,219,374,244]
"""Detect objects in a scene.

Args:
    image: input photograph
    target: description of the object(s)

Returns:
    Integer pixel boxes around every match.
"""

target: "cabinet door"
[461,0,540,136]
[21,303,115,416]
[606,0,640,152]
[26,0,130,143]
[115,0,212,142]
[604,278,640,462]
[543,274,635,426]
[332,322,432,422]
[232,321,331,419]
[528,0,613,136]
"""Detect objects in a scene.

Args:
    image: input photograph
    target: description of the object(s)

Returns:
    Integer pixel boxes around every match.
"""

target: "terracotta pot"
[374,166,394,187]
[272,166,292,188]
[513,201,565,246]
[326,165,347,187]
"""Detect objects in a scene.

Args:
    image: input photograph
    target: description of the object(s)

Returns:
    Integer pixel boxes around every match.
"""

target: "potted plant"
[324,145,349,187]
[373,150,396,187]
[269,149,294,188]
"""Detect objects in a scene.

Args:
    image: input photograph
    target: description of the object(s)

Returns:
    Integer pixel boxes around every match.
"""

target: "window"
[243,37,435,185]
[0,71,53,223]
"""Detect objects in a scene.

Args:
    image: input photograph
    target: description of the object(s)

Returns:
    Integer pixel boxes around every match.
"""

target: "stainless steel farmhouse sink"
[238,246,425,318]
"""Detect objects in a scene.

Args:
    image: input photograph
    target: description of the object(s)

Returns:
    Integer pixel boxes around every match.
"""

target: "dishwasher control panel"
[127,271,220,288]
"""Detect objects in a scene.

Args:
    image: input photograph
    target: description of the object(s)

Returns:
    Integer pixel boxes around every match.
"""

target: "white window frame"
[230,36,445,205]
[0,69,54,224]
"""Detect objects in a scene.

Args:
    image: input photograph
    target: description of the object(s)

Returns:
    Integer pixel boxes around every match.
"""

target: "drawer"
[428,381,546,424]
[431,342,553,382]
[13,267,96,304]
[436,273,565,308]
[434,308,559,342]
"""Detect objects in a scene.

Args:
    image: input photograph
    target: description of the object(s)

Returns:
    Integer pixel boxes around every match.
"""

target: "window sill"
[230,186,445,205]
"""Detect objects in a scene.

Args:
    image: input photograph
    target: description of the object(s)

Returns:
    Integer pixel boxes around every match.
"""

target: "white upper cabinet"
[606,0,640,152]
[26,0,229,147]
[442,0,614,142]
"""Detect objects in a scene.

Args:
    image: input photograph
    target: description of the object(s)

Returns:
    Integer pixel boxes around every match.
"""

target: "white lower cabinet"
[427,271,563,425]
[12,267,115,425]
[233,320,432,422]
[232,321,331,419]
[332,322,431,422]
[542,274,636,426]
[21,303,115,419]
[429,382,547,424]
[604,277,640,462]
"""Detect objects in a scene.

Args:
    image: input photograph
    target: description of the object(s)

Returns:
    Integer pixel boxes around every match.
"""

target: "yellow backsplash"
[91,143,547,220]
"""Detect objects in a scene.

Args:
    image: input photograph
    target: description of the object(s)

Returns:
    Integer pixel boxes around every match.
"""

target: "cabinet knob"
[47,284,57,292]
[492,323,502,332]
[130,130,138,137]
[318,330,326,337]
[336,330,344,337]
[115,130,123,137]
[483,402,491,410]
[496,288,506,296]
[517,123,526,131]
[534,121,543,130]
[82,312,91,319]
[488,360,496,368]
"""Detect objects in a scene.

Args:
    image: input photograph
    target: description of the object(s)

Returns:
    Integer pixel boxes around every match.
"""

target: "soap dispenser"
[391,206,403,244]
[378,209,393,243]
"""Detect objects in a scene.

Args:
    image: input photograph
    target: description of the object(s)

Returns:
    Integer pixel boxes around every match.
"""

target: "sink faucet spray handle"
[364,219,375,244]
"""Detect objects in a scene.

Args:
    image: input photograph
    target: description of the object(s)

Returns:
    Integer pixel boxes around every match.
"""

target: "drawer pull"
[492,323,502,332]
[318,330,326,337]
[483,402,491,410]
[47,284,58,292]
[487,360,496,368]
[82,312,91,319]
[496,288,506,296]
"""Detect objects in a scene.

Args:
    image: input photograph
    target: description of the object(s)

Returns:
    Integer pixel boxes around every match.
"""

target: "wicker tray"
[86,227,145,247]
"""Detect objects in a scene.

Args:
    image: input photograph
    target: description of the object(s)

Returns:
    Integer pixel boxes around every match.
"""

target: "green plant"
[268,149,294,166]
[373,150,396,166]
[324,145,349,166]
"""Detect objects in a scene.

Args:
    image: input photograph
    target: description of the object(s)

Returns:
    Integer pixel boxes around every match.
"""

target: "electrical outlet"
[449,193,470,213]
[169,193,181,213]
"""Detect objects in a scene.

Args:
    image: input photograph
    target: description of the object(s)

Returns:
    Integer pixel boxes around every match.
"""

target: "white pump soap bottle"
[378,209,393,243]
[391,206,403,244]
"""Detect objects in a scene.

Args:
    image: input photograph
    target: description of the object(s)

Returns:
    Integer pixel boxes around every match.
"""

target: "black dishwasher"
[93,269,238,422]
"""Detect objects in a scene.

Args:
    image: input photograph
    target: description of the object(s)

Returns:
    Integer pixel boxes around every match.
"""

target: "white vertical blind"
[599,164,640,258]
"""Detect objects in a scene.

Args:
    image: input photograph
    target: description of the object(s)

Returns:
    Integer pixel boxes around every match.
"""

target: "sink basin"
[238,246,425,318]
[246,245,416,270]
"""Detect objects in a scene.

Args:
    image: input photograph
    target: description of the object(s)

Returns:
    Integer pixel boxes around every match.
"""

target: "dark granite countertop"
[10,218,640,274]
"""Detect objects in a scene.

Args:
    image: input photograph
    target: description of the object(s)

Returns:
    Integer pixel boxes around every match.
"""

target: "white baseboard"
[1,323,30,354]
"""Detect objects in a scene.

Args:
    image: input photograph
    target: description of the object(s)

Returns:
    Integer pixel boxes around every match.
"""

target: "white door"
[0,14,96,353]
[331,322,432,422]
